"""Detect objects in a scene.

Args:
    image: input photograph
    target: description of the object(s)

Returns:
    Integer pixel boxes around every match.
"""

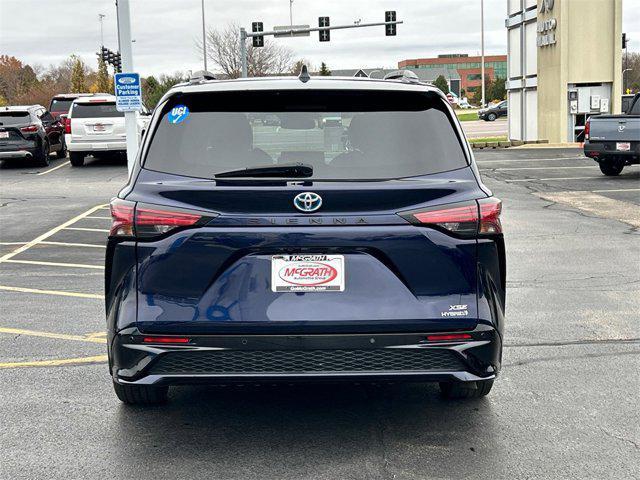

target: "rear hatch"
[69,101,125,140]
[124,88,490,335]
[0,111,35,150]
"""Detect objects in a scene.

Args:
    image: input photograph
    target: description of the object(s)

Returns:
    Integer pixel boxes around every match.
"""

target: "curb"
[470,139,570,149]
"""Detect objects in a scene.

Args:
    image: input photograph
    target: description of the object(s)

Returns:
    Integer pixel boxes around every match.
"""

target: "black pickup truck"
[584,93,640,176]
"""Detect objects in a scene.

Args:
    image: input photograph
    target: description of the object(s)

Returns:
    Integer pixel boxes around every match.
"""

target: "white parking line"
[0,285,104,299]
[36,161,70,176]
[83,216,112,220]
[591,188,640,193]
[39,241,106,248]
[475,157,585,164]
[3,259,104,269]
[63,227,110,233]
[481,165,596,171]
[507,176,595,182]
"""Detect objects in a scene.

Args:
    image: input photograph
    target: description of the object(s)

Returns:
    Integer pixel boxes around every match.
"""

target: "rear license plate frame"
[271,254,345,292]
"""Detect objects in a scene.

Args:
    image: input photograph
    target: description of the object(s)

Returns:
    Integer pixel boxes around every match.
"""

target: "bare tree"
[199,23,295,78]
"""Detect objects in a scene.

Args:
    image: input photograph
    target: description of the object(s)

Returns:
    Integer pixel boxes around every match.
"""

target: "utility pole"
[201,0,207,70]
[239,12,402,78]
[98,13,106,46]
[115,0,138,173]
[480,0,485,108]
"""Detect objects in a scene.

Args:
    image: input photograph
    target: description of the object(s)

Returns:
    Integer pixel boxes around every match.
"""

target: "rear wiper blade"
[213,163,313,179]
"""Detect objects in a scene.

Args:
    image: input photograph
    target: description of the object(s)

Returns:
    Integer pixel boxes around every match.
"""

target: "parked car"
[458,98,474,109]
[49,93,94,121]
[478,101,507,121]
[621,94,636,114]
[584,93,640,176]
[65,95,149,167]
[0,105,65,166]
[106,72,506,405]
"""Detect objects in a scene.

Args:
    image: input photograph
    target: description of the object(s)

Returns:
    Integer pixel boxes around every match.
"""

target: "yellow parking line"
[0,285,104,299]
[0,327,107,344]
[0,204,108,263]
[63,227,110,233]
[3,259,104,269]
[0,355,108,369]
[36,161,70,176]
[38,241,106,248]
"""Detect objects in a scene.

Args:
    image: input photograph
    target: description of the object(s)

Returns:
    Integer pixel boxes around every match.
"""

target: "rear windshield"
[631,98,640,115]
[144,90,468,180]
[50,99,73,113]
[0,112,30,126]
[71,102,123,118]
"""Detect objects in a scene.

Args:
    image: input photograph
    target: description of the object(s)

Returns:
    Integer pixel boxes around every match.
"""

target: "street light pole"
[480,0,485,108]
[98,13,106,46]
[201,0,207,70]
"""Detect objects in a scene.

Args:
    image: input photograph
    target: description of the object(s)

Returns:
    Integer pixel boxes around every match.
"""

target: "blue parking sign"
[114,73,142,112]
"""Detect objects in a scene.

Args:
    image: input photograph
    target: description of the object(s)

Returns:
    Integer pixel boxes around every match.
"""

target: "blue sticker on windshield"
[168,105,189,124]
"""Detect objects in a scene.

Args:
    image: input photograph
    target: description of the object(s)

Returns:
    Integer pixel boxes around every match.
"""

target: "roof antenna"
[298,64,311,83]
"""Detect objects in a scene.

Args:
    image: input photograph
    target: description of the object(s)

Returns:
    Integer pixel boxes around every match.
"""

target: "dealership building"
[506,0,623,143]
[398,54,507,96]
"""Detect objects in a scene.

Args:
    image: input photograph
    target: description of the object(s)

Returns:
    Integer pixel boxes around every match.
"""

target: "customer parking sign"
[114,73,142,112]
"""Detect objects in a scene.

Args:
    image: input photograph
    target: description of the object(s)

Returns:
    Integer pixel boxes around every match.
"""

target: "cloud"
[0,0,638,77]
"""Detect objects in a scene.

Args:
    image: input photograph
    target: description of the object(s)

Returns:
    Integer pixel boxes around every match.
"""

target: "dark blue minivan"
[106,74,505,405]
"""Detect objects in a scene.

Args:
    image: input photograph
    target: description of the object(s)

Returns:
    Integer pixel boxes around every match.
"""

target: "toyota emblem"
[293,192,322,213]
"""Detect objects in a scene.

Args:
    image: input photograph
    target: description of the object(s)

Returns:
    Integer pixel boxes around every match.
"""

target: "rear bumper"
[0,149,35,160]
[584,141,640,163]
[66,137,126,152]
[110,324,502,386]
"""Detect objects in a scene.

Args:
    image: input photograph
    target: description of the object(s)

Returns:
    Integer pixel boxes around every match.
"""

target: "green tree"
[95,57,111,94]
[433,75,449,94]
[318,62,331,76]
[488,77,506,102]
[69,55,87,93]
[142,73,186,109]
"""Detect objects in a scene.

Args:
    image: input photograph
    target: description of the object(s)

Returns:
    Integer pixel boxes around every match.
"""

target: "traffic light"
[113,52,122,73]
[252,22,264,48]
[622,33,628,49]
[99,46,109,62]
[385,11,396,36]
[319,16,330,42]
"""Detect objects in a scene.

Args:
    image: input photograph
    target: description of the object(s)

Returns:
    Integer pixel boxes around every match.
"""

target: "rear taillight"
[584,117,590,140]
[426,333,472,342]
[109,198,135,237]
[109,199,207,239]
[20,125,39,133]
[142,336,191,344]
[400,198,502,236]
[64,118,71,134]
[135,206,202,237]
[478,197,502,234]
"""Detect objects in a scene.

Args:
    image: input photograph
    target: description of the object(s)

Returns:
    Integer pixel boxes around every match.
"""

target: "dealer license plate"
[271,254,344,292]
[616,142,631,151]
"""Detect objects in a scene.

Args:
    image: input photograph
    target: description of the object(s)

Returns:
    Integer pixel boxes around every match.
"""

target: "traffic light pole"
[116,0,139,174]
[240,28,248,78]
[239,17,403,78]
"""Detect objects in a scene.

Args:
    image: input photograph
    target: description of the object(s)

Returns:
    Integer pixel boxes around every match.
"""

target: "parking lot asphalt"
[0,151,638,479]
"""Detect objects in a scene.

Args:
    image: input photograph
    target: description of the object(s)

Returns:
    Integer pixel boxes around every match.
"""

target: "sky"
[1,0,639,77]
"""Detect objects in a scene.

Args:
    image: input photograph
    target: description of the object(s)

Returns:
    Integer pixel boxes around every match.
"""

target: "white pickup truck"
[65,95,150,166]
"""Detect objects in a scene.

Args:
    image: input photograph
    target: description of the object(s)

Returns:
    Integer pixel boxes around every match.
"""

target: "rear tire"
[439,379,494,399]
[56,139,67,159]
[599,160,624,176]
[69,152,85,167]
[35,141,50,167]
[113,381,169,405]
[487,113,497,122]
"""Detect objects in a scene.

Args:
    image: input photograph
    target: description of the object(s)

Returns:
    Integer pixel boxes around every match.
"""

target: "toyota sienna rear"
[106,73,505,405]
